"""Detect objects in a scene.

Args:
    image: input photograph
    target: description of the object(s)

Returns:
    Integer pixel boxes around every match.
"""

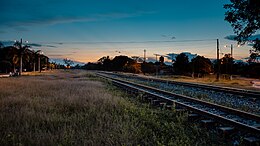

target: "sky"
[0,0,258,63]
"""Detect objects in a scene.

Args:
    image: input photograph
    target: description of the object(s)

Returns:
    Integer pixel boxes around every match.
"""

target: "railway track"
[98,71,260,115]
[97,73,260,136]
[100,71,260,98]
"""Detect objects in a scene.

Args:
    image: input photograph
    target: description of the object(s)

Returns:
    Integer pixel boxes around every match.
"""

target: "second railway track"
[99,71,260,115]
[97,72,260,136]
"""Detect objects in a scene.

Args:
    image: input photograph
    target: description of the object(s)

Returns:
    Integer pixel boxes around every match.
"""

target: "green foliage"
[220,54,234,74]
[173,53,190,74]
[141,62,156,74]
[224,0,260,51]
[0,44,49,73]
[63,58,74,67]
[191,55,213,76]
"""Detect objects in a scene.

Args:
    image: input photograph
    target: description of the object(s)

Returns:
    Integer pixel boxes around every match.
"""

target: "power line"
[36,39,217,45]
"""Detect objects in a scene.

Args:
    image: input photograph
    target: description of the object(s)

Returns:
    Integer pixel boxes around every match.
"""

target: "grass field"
[0,70,227,145]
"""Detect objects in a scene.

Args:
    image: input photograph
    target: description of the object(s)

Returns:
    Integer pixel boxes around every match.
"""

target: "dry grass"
[0,70,225,145]
[162,74,259,91]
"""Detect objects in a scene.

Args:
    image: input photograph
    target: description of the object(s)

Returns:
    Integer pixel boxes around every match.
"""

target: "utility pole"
[230,44,233,80]
[216,39,220,81]
[19,38,23,75]
[38,54,41,72]
[143,49,146,62]
[154,54,160,77]
[231,44,233,57]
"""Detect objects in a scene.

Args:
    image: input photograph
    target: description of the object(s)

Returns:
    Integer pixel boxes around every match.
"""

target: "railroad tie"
[252,124,260,129]
[166,105,173,110]
[174,108,186,114]
[159,102,167,109]
[152,100,160,106]
[243,137,260,146]
[200,119,215,129]
[218,127,235,138]
[188,113,200,122]
[147,97,154,103]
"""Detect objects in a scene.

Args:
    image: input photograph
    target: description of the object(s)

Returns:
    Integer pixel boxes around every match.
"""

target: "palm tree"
[13,39,30,75]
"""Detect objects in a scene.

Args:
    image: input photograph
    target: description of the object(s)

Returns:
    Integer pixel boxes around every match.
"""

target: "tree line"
[79,52,260,78]
[0,41,50,75]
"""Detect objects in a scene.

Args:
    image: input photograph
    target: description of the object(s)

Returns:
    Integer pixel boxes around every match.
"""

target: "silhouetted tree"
[111,56,132,71]
[141,62,156,74]
[98,56,112,70]
[63,58,74,68]
[220,54,234,74]
[0,46,19,73]
[190,56,212,77]
[248,52,260,63]
[13,41,30,74]
[159,56,164,64]
[224,0,260,51]
[173,53,190,74]
[123,60,141,73]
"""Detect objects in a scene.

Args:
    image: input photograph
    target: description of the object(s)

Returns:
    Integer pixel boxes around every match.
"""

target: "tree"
[0,46,19,73]
[123,60,141,73]
[98,56,111,70]
[141,62,156,74]
[111,56,132,71]
[63,58,74,68]
[159,56,164,64]
[248,52,260,63]
[220,54,234,74]
[173,53,190,74]
[13,40,30,75]
[190,56,212,77]
[224,0,260,51]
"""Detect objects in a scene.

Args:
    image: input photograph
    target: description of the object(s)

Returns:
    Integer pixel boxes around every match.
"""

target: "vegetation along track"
[96,73,260,136]
[99,71,260,115]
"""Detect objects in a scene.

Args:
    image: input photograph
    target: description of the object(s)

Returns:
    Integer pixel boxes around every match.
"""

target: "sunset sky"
[1,0,258,63]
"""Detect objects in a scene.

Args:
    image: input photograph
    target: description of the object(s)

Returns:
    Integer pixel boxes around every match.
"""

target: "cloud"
[28,43,56,48]
[1,11,155,29]
[0,40,56,48]
[161,34,176,39]
[49,58,86,66]
[224,34,260,41]
[224,34,260,47]
[224,35,237,41]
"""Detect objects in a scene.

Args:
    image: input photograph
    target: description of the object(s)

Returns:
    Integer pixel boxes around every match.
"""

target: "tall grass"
[0,70,226,145]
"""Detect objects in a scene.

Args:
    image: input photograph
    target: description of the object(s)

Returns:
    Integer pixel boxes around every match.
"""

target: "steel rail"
[97,73,260,135]
[99,71,260,98]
